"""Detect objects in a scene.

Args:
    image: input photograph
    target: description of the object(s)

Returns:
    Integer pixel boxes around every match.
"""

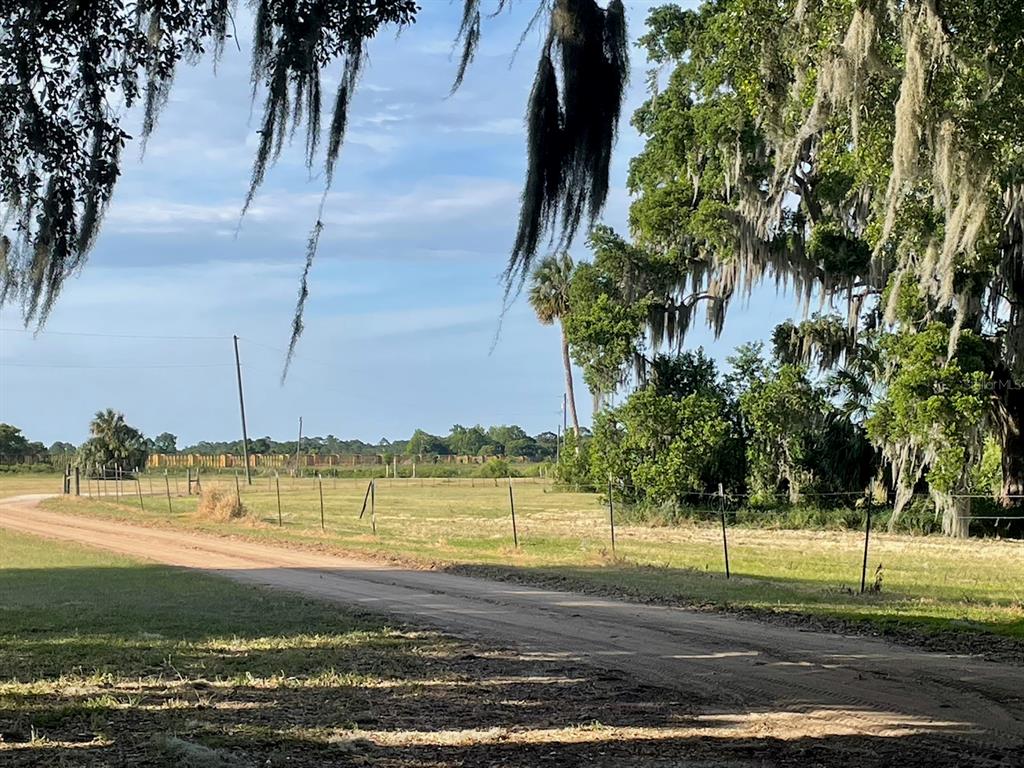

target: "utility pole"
[232,335,252,485]
[294,416,303,476]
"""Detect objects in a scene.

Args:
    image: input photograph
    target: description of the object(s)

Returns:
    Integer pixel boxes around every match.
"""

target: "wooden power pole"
[232,335,252,485]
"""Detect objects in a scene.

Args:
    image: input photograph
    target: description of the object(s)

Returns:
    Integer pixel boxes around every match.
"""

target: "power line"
[2,362,236,369]
[0,327,230,341]
[237,336,333,369]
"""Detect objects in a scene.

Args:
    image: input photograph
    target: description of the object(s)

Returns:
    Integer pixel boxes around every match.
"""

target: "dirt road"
[2,494,1022,763]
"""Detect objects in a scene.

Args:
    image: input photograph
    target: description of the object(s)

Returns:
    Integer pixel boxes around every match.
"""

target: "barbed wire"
[3,361,236,369]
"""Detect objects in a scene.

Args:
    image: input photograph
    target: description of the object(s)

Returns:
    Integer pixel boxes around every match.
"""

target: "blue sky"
[0,1,798,447]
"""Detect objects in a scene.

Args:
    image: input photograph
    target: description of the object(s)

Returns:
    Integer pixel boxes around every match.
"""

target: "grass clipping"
[196,488,251,523]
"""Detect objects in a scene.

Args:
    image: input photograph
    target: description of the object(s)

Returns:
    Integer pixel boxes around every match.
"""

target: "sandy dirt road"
[2,494,1022,763]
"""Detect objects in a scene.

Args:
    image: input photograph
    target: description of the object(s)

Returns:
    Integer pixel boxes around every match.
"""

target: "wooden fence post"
[165,471,173,514]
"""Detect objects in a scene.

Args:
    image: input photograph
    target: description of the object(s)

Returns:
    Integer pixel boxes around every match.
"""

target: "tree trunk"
[999,422,1024,504]
[560,323,580,435]
[992,365,1024,505]
[936,492,971,538]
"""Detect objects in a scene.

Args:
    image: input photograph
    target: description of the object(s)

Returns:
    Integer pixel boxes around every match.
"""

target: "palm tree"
[90,408,125,440]
[86,408,145,471]
[529,253,580,435]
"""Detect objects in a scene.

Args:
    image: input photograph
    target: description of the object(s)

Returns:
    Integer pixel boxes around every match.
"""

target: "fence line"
[61,470,1023,597]
[71,468,1024,510]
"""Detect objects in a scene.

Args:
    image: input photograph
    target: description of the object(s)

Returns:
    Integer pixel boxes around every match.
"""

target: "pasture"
[15,471,1023,645]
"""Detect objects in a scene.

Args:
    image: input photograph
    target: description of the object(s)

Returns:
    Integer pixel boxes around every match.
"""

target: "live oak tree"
[0,0,629,374]
[563,226,719,395]
[623,0,1024,534]
[865,322,989,536]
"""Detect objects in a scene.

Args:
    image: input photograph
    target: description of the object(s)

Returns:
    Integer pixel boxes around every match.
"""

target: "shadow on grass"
[0,564,1018,767]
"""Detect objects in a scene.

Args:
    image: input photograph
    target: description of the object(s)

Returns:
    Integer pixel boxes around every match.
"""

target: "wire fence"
[58,466,1024,605]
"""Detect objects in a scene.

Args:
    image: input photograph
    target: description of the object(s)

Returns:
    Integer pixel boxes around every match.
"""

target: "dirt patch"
[446,563,1024,666]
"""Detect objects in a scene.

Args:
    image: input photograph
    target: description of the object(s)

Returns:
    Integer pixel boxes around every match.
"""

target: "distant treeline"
[181,424,579,462]
[1,423,583,469]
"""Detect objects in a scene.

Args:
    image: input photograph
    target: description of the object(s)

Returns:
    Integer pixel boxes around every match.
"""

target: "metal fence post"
[608,476,616,556]
[860,494,873,594]
[718,483,730,579]
[508,476,519,548]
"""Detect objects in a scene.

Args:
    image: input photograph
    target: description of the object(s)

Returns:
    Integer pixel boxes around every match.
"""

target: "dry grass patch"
[196,489,249,522]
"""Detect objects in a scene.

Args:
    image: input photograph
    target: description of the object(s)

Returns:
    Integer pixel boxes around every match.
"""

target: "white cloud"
[312,301,502,341]
[440,116,523,136]
[105,200,261,234]
[103,177,518,240]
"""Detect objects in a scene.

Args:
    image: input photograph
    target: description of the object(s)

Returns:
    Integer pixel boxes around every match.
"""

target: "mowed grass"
[3,528,732,767]
[39,473,1024,642]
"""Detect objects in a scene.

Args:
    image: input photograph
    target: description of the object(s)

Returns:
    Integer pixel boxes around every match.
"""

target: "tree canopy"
[1,0,630,369]
[549,0,1022,534]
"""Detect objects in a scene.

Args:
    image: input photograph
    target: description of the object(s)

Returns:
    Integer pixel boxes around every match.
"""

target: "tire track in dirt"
[2,494,1021,761]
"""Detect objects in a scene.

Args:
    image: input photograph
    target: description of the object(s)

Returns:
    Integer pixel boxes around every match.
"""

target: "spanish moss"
[282,217,322,385]
[1,0,631,382]
[509,0,628,284]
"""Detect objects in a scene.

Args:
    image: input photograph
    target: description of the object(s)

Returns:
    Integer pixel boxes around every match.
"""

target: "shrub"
[590,387,736,506]
[554,430,593,489]
[475,458,514,478]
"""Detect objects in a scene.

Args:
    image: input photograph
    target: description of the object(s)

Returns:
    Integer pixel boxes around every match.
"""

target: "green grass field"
[21,471,1024,644]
